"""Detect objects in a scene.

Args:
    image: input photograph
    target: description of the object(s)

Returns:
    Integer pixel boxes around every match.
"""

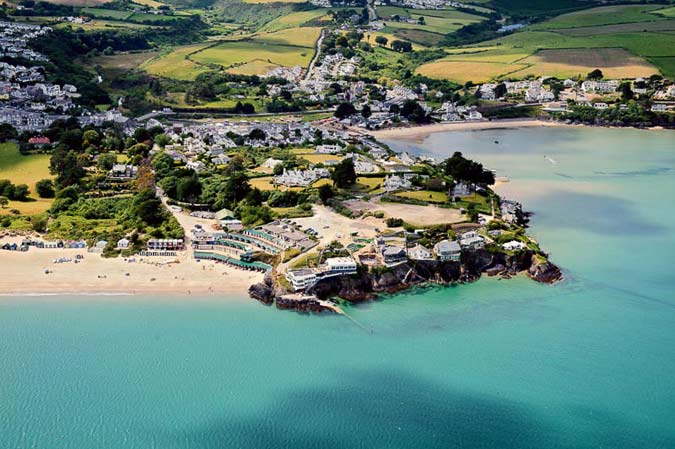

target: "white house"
[503,240,527,251]
[116,238,130,249]
[434,240,461,261]
[325,257,357,274]
[408,244,433,260]
[262,158,283,169]
[382,174,412,192]
[315,144,341,154]
[287,268,317,291]
[459,231,485,250]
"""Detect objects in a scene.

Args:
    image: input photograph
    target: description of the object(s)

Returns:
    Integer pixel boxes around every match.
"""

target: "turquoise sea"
[2,127,674,449]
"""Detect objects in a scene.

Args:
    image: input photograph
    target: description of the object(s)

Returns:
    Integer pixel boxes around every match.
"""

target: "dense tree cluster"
[444,152,495,185]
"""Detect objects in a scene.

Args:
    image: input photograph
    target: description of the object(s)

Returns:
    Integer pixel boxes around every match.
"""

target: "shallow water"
[1,127,674,448]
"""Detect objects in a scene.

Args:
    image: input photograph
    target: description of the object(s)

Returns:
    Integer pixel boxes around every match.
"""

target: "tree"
[619,82,634,102]
[249,128,266,141]
[331,159,357,188]
[444,151,495,185]
[0,123,17,142]
[35,179,55,198]
[494,82,507,99]
[318,184,335,204]
[176,174,202,203]
[13,184,29,201]
[132,188,164,225]
[82,129,100,147]
[133,128,152,143]
[135,161,155,192]
[418,16,425,25]
[97,152,117,171]
[400,100,430,124]
[0,196,8,208]
[391,40,413,53]
[50,148,85,188]
[375,35,388,47]
[587,69,603,80]
[222,171,251,207]
[361,104,372,119]
[334,102,357,119]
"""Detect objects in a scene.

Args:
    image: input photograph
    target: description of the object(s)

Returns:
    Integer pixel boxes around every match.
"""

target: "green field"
[553,20,675,37]
[191,41,314,74]
[55,19,154,31]
[530,4,666,30]
[381,27,444,47]
[82,7,133,20]
[418,23,675,82]
[0,143,53,215]
[395,190,448,203]
[260,9,330,32]
[128,12,187,22]
[655,6,675,18]
[141,43,212,80]
[252,27,321,48]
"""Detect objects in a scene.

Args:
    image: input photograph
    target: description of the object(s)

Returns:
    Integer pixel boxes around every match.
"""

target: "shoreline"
[365,118,673,141]
[366,119,574,141]
[0,237,263,298]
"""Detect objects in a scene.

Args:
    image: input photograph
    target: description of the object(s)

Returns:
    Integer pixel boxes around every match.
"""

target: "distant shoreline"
[366,118,672,142]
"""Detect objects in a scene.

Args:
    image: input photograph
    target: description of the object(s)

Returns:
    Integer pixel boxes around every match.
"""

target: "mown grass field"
[0,143,53,215]
[509,48,658,79]
[395,190,448,204]
[82,7,133,20]
[364,31,428,51]
[418,21,675,82]
[191,41,314,75]
[260,9,330,33]
[252,27,321,48]
[295,153,344,164]
[141,43,211,80]
[381,27,444,47]
[553,20,675,37]
[655,6,675,18]
[530,4,666,30]
[131,0,166,8]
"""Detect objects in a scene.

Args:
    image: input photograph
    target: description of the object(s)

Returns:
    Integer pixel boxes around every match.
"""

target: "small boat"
[496,176,510,183]
[494,140,499,144]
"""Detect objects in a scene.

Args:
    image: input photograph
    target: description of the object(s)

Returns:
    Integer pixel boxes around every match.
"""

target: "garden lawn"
[394,190,448,203]
[0,143,53,215]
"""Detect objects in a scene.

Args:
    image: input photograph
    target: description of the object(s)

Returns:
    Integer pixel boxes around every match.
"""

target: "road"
[305,28,327,81]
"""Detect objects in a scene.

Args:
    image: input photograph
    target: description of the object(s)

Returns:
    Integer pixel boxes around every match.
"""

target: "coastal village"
[0,2,673,310]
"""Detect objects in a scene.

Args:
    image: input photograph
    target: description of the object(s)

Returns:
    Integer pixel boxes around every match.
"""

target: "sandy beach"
[367,119,575,141]
[0,237,262,297]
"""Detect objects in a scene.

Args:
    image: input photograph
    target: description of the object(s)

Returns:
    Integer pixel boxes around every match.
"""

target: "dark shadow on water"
[147,370,675,449]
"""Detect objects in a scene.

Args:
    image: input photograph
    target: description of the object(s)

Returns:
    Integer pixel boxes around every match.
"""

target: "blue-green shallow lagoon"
[2,127,674,449]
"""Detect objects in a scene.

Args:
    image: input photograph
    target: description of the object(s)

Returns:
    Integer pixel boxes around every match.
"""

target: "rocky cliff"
[249,250,561,312]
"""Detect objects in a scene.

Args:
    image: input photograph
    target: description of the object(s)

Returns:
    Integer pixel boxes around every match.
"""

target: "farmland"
[418,10,675,83]
[190,40,314,75]
[141,43,212,80]
[377,5,486,46]
[0,143,53,215]
[507,48,658,80]
[530,4,667,30]
[260,9,330,33]
[82,7,133,20]
[253,27,322,48]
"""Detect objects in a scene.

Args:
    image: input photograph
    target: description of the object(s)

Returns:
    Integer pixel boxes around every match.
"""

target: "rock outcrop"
[248,249,562,312]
